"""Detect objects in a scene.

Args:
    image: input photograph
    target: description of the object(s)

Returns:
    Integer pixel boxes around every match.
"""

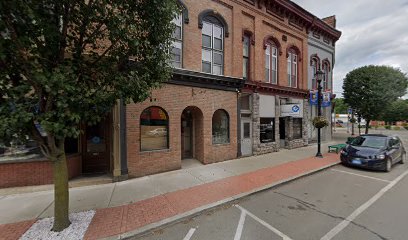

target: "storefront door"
[181,111,193,159]
[82,118,110,174]
[279,117,286,148]
[241,119,252,156]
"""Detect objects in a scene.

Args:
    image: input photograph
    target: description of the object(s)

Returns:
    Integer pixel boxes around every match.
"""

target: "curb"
[102,160,340,240]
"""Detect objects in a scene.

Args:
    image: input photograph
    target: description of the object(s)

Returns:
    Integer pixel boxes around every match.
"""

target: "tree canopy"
[0,0,178,231]
[343,65,408,133]
[380,99,408,123]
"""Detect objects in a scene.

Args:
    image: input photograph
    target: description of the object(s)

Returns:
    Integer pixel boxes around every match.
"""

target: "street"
[136,129,408,240]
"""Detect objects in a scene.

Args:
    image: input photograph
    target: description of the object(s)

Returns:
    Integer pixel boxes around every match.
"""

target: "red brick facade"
[126,84,238,177]
[0,0,341,187]
[0,154,81,188]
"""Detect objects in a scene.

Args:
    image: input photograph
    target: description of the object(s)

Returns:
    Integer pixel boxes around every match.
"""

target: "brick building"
[0,0,341,187]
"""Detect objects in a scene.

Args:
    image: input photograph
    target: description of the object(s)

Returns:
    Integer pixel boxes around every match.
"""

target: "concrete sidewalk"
[0,136,346,239]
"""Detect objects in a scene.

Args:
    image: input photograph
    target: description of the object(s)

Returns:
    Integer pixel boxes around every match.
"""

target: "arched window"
[171,1,189,68]
[310,57,319,89]
[265,42,278,84]
[287,48,299,88]
[212,109,229,144]
[140,107,169,151]
[322,60,331,90]
[200,12,226,75]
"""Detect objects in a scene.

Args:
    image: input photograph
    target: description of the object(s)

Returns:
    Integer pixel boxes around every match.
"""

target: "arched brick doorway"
[181,106,204,162]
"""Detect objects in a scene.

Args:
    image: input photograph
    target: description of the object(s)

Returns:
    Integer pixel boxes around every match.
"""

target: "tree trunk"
[365,120,370,134]
[52,151,71,231]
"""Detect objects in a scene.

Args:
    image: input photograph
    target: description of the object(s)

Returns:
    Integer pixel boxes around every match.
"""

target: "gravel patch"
[20,210,95,240]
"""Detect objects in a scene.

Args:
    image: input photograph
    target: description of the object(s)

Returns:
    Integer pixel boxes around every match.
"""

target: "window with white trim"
[265,43,278,84]
[243,35,250,79]
[202,20,223,75]
[171,13,183,68]
[287,50,298,88]
[323,62,330,90]
[311,58,318,89]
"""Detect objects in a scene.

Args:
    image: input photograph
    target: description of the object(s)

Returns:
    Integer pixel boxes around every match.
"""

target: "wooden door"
[82,118,110,174]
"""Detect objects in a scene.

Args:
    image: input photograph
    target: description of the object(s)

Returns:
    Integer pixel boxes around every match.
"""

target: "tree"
[333,98,348,114]
[343,65,408,134]
[0,0,178,231]
[380,99,408,123]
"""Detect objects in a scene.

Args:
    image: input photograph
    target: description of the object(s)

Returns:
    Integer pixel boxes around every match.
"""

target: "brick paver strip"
[0,153,339,240]
[84,153,339,239]
[0,219,36,240]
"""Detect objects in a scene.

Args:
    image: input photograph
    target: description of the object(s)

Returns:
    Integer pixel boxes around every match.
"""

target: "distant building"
[307,15,341,142]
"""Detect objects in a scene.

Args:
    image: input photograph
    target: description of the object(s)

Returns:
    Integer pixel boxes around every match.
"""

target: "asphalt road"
[135,129,408,240]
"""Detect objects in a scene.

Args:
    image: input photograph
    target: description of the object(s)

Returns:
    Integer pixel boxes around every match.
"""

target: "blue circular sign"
[292,105,300,112]
[91,136,101,144]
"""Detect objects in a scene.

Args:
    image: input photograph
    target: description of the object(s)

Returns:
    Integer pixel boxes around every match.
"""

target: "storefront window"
[212,109,229,144]
[0,136,42,162]
[0,135,79,162]
[140,106,169,151]
[260,118,275,143]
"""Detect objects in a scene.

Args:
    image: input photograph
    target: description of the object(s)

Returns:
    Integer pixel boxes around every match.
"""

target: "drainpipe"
[120,98,128,179]
[237,90,242,157]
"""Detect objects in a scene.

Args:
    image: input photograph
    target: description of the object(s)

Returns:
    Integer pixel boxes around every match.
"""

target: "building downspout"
[237,90,242,157]
[120,98,128,179]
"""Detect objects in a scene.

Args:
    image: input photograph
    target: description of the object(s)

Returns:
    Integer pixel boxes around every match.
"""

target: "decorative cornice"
[170,68,244,91]
[262,20,303,41]
[257,0,341,42]
[244,80,308,98]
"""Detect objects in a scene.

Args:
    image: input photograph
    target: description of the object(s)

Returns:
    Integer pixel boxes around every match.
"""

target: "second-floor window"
[311,58,318,89]
[323,62,330,90]
[243,35,250,79]
[171,13,183,68]
[287,50,298,88]
[265,43,278,84]
[202,19,224,75]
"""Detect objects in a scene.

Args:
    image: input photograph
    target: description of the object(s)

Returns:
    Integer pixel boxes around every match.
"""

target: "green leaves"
[343,65,408,123]
[0,0,177,143]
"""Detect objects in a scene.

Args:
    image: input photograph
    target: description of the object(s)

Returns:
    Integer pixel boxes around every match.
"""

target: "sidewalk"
[0,138,345,240]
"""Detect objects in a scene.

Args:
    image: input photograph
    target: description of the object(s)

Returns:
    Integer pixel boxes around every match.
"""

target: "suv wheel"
[385,159,392,172]
[400,153,406,164]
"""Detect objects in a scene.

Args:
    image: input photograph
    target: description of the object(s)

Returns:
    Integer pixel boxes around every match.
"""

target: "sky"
[291,0,408,98]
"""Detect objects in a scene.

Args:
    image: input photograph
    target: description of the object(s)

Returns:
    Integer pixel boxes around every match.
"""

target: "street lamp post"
[315,70,324,158]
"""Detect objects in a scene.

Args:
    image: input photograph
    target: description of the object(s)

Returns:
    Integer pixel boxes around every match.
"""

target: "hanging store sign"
[281,103,302,117]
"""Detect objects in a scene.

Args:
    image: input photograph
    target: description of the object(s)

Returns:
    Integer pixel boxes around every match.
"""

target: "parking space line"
[331,169,391,183]
[236,205,293,240]
[233,210,247,240]
[182,228,196,240]
[321,168,408,240]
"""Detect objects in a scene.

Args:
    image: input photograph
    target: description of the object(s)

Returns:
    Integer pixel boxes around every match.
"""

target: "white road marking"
[236,205,293,240]
[182,228,196,240]
[321,168,408,240]
[331,169,391,183]
[233,210,247,240]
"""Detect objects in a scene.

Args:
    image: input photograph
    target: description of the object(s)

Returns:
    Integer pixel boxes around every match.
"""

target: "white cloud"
[292,0,408,98]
